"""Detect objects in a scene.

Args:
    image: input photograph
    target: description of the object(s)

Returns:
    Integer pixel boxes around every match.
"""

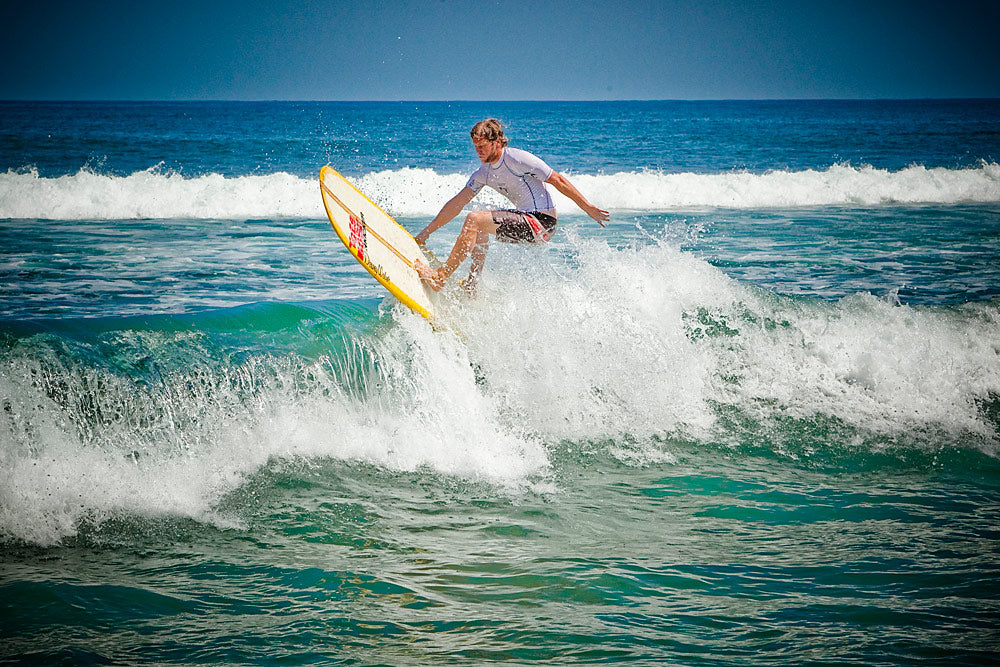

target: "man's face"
[472,137,502,163]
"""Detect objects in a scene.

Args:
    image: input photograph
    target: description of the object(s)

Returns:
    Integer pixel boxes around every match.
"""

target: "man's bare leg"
[462,230,490,293]
[415,211,496,291]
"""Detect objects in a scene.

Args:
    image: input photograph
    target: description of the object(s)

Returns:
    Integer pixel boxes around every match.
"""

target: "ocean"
[1,99,999,665]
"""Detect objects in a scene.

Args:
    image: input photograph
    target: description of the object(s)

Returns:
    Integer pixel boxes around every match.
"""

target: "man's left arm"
[545,172,610,226]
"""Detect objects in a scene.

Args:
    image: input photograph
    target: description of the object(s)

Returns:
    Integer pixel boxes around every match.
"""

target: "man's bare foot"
[414,259,444,291]
[459,273,478,297]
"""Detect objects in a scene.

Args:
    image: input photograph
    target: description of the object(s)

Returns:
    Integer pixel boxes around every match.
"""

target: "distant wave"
[2,162,998,220]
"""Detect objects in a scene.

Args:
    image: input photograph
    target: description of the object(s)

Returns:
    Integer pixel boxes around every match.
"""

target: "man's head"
[471,118,507,163]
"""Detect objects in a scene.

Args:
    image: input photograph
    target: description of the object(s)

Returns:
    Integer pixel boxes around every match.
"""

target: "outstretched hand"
[587,205,610,227]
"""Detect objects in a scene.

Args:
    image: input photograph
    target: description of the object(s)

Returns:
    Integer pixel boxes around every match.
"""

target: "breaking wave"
[3,241,1000,545]
[1,162,998,220]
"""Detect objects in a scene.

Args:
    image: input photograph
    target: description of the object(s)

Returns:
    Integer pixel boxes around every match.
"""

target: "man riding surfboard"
[414,118,610,291]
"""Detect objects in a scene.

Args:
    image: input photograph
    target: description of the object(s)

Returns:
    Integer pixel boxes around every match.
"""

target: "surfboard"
[319,166,436,320]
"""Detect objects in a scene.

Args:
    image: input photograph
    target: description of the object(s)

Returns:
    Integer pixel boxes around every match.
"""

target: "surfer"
[413,118,609,291]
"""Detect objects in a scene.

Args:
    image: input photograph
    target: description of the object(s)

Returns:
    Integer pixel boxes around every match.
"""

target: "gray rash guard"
[465,147,555,213]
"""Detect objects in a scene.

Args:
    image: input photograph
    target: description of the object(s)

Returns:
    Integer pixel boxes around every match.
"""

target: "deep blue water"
[3,99,999,177]
[1,100,999,665]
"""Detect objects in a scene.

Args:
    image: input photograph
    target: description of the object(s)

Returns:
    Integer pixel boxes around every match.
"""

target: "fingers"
[591,207,610,226]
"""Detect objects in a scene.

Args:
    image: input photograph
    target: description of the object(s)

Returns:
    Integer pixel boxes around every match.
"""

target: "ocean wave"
[1,162,998,220]
[3,241,1000,545]
[449,240,1000,450]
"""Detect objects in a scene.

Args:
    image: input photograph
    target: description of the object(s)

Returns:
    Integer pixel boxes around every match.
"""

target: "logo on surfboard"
[366,260,390,284]
[348,213,367,261]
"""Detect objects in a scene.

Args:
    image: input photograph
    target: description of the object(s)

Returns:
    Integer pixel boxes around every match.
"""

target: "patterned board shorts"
[492,210,557,243]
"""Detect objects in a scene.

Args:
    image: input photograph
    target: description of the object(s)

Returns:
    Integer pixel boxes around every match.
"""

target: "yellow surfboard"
[320,166,436,320]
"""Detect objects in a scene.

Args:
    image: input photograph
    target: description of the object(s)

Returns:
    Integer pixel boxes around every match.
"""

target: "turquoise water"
[2,101,1000,664]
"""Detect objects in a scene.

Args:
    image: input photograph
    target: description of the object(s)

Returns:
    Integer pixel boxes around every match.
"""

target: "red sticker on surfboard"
[348,213,367,261]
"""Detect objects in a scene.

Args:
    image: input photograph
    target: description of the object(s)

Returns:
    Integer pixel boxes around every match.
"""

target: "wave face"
[2,243,999,546]
[2,162,998,220]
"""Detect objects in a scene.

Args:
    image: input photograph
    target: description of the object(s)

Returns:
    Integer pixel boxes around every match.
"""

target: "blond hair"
[470,118,508,147]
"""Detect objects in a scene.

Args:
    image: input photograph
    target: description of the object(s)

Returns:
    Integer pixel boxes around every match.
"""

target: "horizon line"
[2,97,999,104]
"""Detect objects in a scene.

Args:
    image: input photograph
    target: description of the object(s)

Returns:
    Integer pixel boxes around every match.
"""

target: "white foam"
[2,239,999,546]
[568,162,1000,210]
[716,291,1000,445]
[2,162,998,220]
[447,242,721,444]
[445,236,1000,450]
[0,354,255,546]
[0,320,552,546]
[0,166,319,220]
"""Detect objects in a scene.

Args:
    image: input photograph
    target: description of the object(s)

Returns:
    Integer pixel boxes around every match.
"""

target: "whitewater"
[2,161,999,220]
[4,239,999,547]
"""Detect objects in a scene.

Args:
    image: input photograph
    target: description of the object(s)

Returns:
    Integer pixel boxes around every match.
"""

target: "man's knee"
[464,210,493,230]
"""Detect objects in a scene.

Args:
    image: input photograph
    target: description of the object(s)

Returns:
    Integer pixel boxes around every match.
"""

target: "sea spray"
[0,306,551,545]
[3,243,998,543]
[452,237,1000,452]
[450,239,719,443]
[2,202,999,545]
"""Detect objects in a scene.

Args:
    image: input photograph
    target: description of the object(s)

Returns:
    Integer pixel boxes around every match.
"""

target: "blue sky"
[2,0,997,100]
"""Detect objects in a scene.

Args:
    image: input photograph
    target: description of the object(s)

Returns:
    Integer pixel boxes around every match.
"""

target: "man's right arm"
[415,187,477,244]
[545,172,609,226]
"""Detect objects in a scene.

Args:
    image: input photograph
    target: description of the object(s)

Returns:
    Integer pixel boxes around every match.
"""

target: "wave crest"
[1,162,998,221]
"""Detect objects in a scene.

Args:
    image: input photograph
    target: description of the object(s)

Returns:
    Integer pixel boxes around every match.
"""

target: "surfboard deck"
[320,166,436,319]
